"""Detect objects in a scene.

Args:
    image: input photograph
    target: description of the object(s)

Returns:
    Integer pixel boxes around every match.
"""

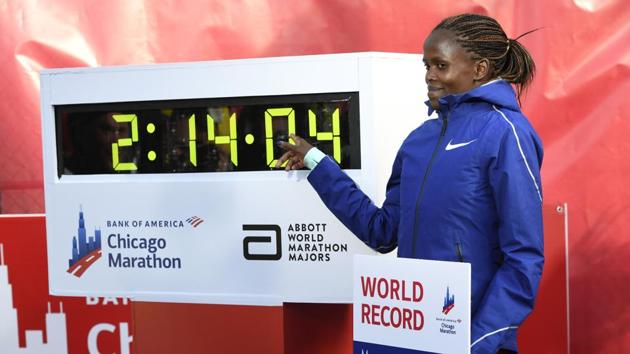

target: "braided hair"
[434,13,537,100]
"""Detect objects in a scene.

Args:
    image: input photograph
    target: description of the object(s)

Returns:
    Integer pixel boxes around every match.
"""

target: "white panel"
[41,52,429,305]
[44,54,360,104]
[354,255,471,354]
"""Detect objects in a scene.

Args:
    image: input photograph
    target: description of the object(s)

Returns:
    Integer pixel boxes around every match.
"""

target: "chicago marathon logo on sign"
[436,285,462,335]
[442,286,455,315]
[67,208,102,278]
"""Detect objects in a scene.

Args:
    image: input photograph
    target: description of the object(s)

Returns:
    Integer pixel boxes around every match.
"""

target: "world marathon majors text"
[286,223,348,262]
[106,233,182,269]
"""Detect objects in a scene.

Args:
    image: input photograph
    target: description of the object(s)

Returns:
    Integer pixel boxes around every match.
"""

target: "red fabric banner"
[0,1,628,352]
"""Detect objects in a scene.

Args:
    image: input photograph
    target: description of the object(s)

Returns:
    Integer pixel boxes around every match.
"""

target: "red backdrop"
[0,1,628,352]
[0,216,133,353]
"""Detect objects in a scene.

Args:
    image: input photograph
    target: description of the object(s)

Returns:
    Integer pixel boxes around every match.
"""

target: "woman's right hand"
[275,134,313,171]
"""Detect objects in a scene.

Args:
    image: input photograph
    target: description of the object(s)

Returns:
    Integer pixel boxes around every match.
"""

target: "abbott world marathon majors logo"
[67,208,203,277]
[242,223,348,262]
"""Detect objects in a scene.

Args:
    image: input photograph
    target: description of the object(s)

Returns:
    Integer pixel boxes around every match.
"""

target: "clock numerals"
[111,114,139,171]
[207,112,238,167]
[309,108,341,164]
[60,93,356,175]
[188,114,197,166]
[265,108,296,168]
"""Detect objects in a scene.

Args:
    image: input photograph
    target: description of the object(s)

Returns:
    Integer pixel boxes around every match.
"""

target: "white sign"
[40,53,430,305]
[353,255,471,354]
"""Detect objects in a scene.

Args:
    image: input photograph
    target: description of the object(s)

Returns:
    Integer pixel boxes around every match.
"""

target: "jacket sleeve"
[471,121,545,353]
[306,153,401,253]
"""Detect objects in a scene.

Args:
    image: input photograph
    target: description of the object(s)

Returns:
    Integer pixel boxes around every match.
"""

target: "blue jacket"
[307,80,544,353]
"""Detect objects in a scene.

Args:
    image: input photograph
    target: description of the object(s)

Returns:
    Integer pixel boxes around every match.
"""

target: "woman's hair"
[434,13,537,99]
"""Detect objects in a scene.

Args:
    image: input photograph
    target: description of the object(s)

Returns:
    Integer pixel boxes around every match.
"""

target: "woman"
[278,13,543,354]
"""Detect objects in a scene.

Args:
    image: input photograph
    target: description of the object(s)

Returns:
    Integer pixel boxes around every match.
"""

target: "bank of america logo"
[442,286,455,315]
[67,208,102,278]
[186,216,204,227]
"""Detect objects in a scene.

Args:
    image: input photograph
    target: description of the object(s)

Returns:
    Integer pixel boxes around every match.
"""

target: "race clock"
[41,52,428,305]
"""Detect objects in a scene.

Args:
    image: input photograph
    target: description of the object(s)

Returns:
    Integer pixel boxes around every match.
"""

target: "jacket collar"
[425,80,520,116]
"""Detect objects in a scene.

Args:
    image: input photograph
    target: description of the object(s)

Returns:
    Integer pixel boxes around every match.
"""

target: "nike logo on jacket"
[445,139,477,150]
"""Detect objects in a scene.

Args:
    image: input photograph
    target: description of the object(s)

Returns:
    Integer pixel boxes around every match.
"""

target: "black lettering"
[108,234,117,249]
[108,253,122,267]
[243,224,282,261]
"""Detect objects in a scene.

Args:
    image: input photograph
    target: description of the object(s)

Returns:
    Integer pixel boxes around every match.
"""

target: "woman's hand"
[275,134,313,171]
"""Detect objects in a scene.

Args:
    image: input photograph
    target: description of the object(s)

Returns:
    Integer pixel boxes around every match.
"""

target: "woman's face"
[423,29,481,110]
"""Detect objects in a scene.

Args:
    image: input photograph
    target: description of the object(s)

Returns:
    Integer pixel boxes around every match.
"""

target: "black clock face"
[55,92,361,176]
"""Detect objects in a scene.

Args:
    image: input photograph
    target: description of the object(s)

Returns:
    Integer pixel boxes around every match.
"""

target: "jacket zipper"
[411,115,448,258]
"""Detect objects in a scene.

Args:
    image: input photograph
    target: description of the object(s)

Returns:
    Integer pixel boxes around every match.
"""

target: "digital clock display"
[55,92,360,176]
